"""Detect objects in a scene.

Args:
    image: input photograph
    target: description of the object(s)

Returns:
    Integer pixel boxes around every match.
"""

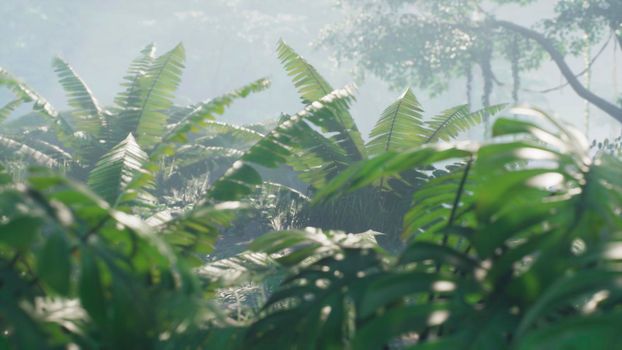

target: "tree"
[319,0,622,126]
[208,41,503,246]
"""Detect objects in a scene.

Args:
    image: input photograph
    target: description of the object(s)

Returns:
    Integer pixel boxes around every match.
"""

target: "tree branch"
[492,19,622,124]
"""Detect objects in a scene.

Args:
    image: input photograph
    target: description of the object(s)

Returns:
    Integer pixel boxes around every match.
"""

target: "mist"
[3,0,619,139]
[2,1,622,348]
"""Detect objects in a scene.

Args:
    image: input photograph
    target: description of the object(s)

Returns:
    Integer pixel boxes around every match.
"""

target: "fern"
[366,88,427,156]
[0,68,59,120]
[52,57,104,136]
[198,251,277,287]
[277,40,366,162]
[156,77,270,156]
[208,85,356,201]
[0,135,59,167]
[422,104,506,143]
[0,99,22,124]
[132,43,185,149]
[114,43,156,109]
[87,133,149,205]
[158,201,242,265]
[242,109,622,349]
[111,43,157,145]
[285,120,350,188]
[195,120,266,144]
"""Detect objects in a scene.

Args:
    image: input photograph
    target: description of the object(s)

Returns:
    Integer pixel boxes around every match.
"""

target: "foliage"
[0,44,270,210]
[319,0,622,122]
[0,166,237,348]
[2,31,622,349]
[210,42,503,244]
[241,108,622,349]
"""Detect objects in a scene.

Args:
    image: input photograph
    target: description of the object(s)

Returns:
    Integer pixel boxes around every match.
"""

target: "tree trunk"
[479,47,493,138]
[466,63,473,108]
[494,20,622,124]
[510,36,520,104]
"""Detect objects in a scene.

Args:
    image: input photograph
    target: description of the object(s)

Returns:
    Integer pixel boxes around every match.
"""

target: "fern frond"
[422,104,506,144]
[0,99,22,124]
[130,43,185,149]
[110,44,157,145]
[366,88,426,156]
[197,251,277,287]
[30,139,73,162]
[175,145,245,168]
[52,57,104,136]
[277,40,366,161]
[203,120,265,140]
[114,43,156,109]
[208,85,356,201]
[163,78,269,144]
[155,78,270,157]
[0,68,58,119]
[285,120,349,188]
[189,120,265,148]
[277,40,334,104]
[159,202,243,264]
[87,133,149,205]
[403,161,474,241]
[0,135,59,167]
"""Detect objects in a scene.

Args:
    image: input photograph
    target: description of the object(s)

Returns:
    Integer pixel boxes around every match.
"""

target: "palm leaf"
[158,201,243,265]
[30,139,73,163]
[403,161,474,241]
[0,68,81,157]
[52,57,104,136]
[111,43,157,145]
[87,133,149,205]
[0,135,59,167]
[156,77,270,156]
[244,228,385,348]
[130,43,185,149]
[195,120,265,144]
[0,68,59,120]
[366,87,427,157]
[285,119,350,188]
[197,251,277,287]
[114,43,156,109]
[277,40,366,162]
[0,99,23,124]
[177,144,245,164]
[208,85,356,201]
[422,104,506,144]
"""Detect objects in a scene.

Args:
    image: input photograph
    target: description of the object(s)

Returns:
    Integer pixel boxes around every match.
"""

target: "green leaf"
[87,133,149,205]
[78,250,107,325]
[0,99,22,123]
[156,77,270,153]
[0,67,59,119]
[0,135,60,167]
[277,40,366,162]
[515,312,622,350]
[422,104,505,143]
[37,233,71,295]
[366,87,426,156]
[109,43,157,145]
[208,85,356,201]
[0,216,41,249]
[52,56,104,136]
[133,43,185,148]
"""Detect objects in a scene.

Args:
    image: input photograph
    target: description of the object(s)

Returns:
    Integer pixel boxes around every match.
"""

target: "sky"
[1,0,620,141]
